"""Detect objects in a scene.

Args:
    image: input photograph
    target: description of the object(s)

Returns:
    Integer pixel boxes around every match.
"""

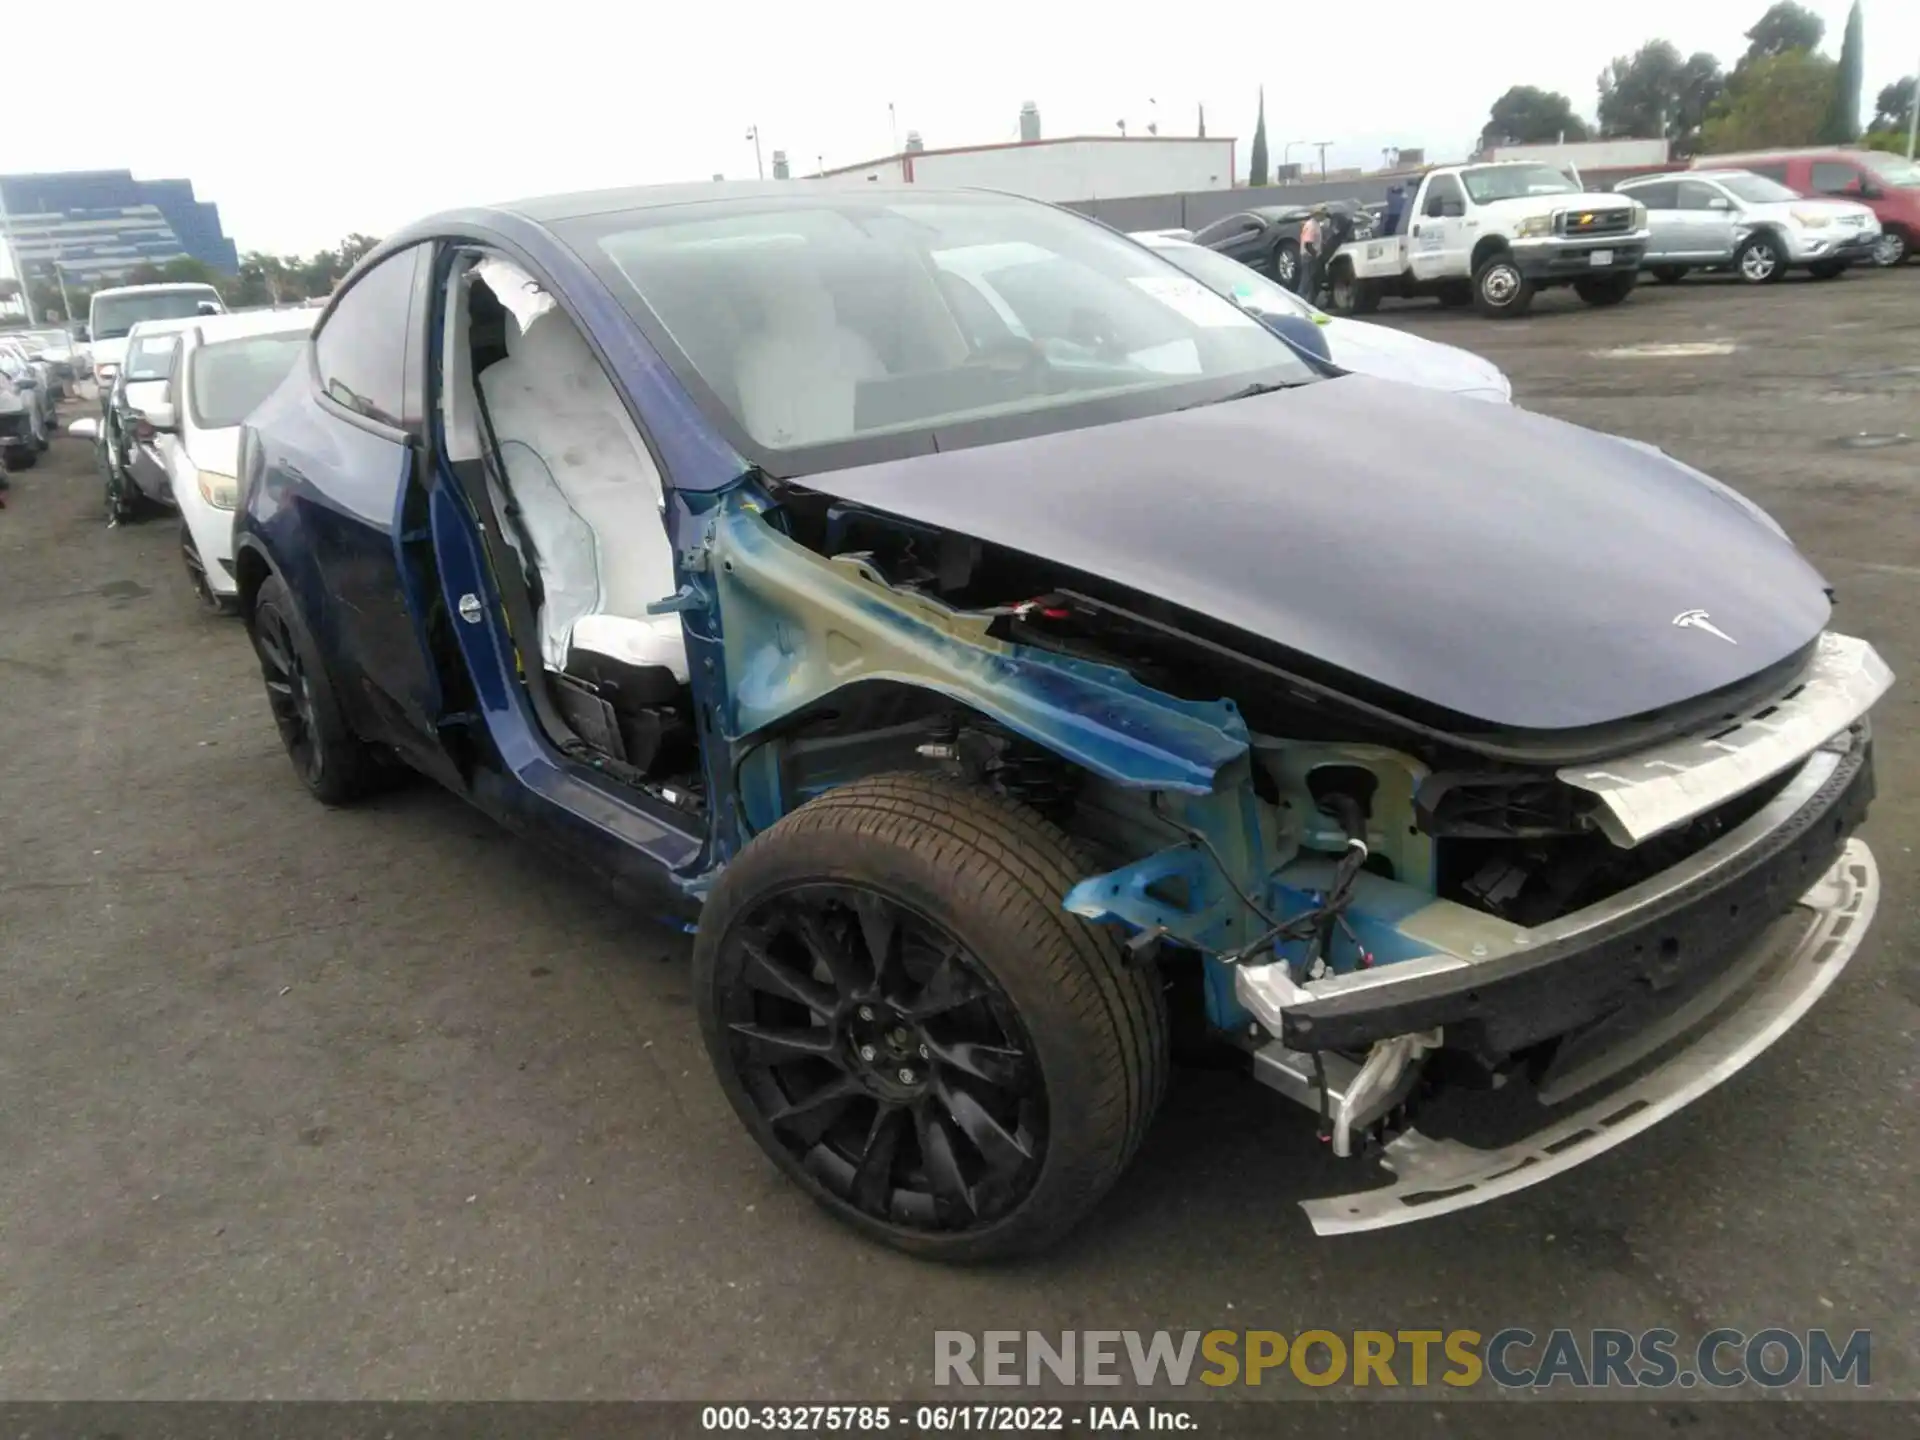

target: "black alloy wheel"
[715,882,1046,1235]
[697,774,1168,1260]
[253,596,323,787]
[248,575,383,804]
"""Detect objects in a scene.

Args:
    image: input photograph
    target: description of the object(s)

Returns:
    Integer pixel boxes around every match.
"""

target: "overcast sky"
[2,0,1915,267]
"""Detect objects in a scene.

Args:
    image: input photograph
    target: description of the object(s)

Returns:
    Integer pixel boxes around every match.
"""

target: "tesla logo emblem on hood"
[1673,609,1737,645]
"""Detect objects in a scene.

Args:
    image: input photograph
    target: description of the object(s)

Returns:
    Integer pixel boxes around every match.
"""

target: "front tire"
[695,774,1169,1262]
[1735,233,1785,284]
[247,573,384,804]
[181,523,236,615]
[1574,271,1636,307]
[1472,254,1535,317]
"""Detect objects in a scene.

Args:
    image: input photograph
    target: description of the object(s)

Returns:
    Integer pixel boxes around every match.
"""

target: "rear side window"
[1809,161,1856,194]
[314,246,420,427]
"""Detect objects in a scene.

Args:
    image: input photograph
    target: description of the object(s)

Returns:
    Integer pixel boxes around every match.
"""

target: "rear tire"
[1735,233,1786,284]
[1574,272,1636,307]
[1471,254,1535,317]
[247,573,385,805]
[1269,241,1301,291]
[1871,229,1909,267]
[1650,265,1688,285]
[695,773,1169,1261]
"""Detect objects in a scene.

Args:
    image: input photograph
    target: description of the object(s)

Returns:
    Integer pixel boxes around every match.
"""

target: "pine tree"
[1249,88,1269,186]
[1820,0,1865,143]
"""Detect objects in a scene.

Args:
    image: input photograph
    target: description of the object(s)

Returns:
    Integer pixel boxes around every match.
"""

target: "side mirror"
[67,417,100,440]
[1262,312,1334,365]
[1857,181,1882,200]
[75,325,90,341]
[133,398,177,433]
[1708,196,1733,210]
[196,301,221,315]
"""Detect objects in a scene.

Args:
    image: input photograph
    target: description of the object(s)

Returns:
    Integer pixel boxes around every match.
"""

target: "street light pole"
[1282,140,1308,177]
[1314,141,1332,179]
[746,126,765,180]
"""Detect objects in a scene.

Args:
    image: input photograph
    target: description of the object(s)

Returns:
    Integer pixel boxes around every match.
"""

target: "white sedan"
[126,309,316,611]
[1131,232,1513,403]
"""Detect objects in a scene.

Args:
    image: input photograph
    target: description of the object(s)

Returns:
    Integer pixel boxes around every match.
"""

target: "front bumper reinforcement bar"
[1291,837,1878,1234]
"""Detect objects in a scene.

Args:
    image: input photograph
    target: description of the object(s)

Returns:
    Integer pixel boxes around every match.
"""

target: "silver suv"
[1615,168,1882,284]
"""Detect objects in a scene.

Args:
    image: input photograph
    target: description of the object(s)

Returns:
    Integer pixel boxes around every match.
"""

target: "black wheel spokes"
[255,610,316,775]
[725,885,1047,1234]
[851,1102,909,1214]
[740,934,837,1018]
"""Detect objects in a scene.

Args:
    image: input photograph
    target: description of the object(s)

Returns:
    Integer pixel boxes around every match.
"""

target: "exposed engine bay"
[658,481,1888,1229]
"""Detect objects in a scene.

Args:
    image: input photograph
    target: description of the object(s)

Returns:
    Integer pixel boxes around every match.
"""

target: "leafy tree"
[1248,87,1269,186]
[1481,86,1590,147]
[1819,1,1864,143]
[1700,48,1838,152]
[1869,76,1915,133]
[1741,1,1824,65]
[337,233,380,270]
[159,256,219,285]
[1596,41,1724,153]
[126,263,166,285]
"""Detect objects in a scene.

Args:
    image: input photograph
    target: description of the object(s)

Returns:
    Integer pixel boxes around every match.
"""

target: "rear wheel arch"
[233,540,275,623]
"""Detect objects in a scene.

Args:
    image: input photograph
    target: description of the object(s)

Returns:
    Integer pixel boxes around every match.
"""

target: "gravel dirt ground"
[0,270,1915,1416]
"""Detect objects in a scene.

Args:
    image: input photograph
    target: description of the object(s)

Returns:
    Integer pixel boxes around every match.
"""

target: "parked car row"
[101,178,1885,1262]
[1619,168,1883,284]
[70,308,316,611]
[1185,146,1911,317]
[0,336,58,469]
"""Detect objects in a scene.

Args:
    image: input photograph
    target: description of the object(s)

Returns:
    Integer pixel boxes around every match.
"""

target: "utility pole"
[1908,58,1918,159]
[1314,141,1332,179]
[745,125,765,180]
[889,103,899,154]
[51,257,75,325]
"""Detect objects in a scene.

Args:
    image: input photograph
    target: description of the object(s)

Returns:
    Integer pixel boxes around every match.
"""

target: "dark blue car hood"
[794,376,1832,733]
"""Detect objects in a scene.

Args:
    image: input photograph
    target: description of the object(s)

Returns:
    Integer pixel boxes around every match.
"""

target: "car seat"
[730,266,885,447]
[476,301,688,691]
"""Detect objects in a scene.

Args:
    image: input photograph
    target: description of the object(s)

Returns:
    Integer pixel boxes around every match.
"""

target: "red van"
[1693,147,1919,267]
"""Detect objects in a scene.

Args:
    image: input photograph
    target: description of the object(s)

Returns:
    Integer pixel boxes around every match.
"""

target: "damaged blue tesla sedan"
[234,183,1889,1259]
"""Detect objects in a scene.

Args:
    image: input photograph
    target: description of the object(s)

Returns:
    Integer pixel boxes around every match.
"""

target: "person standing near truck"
[1296,204,1329,299]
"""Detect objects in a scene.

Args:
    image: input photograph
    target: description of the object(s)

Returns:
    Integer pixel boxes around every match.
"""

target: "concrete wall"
[815,139,1236,202]
[1063,173,1425,232]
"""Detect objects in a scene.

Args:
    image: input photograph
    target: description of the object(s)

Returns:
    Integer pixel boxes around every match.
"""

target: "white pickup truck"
[1324,162,1651,318]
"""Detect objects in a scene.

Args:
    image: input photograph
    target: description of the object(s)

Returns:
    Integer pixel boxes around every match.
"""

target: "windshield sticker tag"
[1128,276,1261,328]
